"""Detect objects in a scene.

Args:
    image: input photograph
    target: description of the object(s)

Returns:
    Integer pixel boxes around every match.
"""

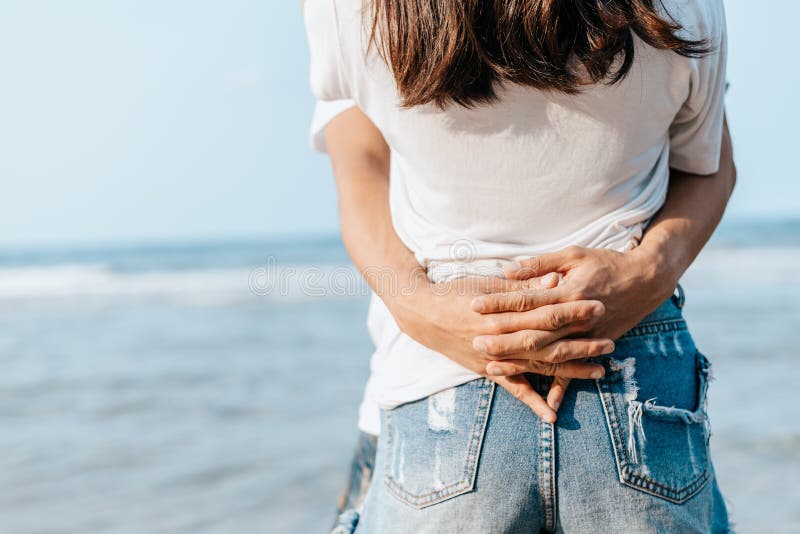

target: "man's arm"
[631,115,736,297]
[324,108,424,294]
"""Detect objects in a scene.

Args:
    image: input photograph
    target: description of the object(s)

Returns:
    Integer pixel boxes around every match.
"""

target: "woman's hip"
[357,293,728,532]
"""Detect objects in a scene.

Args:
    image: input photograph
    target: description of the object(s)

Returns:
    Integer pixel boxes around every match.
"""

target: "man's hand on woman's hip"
[390,272,614,424]
[470,245,679,413]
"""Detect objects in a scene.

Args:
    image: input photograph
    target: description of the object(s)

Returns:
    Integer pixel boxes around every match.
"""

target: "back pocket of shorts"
[383,379,495,509]
[596,351,712,504]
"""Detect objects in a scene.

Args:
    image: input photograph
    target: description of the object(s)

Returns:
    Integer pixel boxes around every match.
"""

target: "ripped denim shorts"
[355,287,730,533]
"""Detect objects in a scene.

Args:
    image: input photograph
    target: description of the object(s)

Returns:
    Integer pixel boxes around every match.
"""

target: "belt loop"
[672,283,685,309]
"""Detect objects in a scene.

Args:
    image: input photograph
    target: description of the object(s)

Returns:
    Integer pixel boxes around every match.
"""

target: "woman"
[304,0,733,531]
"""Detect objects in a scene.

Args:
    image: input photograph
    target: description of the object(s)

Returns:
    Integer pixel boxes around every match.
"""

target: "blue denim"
[355,291,730,533]
[332,432,378,534]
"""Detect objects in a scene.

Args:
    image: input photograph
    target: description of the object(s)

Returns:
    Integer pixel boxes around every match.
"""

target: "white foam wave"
[0,263,367,303]
[0,246,796,303]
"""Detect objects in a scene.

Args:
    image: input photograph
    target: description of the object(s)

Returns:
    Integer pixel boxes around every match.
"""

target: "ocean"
[1,219,798,533]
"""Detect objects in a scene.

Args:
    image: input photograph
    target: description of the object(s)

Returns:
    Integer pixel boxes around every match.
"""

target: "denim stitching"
[620,319,687,339]
[540,421,557,532]
[383,379,494,508]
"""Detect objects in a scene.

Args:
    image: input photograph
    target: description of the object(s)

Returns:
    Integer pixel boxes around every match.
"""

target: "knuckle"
[523,287,541,306]
[565,245,583,259]
[511,294,527,312]
[555,308,569,328]
[526,257,542,277]
[546,310,563,330]
[521,278,537,290]
[521,331,539,351]
[551,343,566,363]
[483,339,501,356]
[573,302,593,320]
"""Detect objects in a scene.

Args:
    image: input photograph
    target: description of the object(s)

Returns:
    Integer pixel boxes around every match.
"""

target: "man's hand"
[474,245,674,339]
[469,245,678,409]
[390,273,612,423]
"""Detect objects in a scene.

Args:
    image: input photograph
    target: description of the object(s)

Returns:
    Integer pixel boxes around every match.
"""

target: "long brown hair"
[366,0,711,107]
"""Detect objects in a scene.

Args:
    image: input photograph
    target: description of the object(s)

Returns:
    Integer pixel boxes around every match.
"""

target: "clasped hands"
[392,245,676,423]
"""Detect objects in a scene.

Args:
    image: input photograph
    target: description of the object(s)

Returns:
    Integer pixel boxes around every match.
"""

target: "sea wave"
[0,262,367,303]
[0,246,797,302]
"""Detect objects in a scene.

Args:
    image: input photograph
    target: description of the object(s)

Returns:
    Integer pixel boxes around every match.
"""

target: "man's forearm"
[633,115,736,294]
[325,108,426,306]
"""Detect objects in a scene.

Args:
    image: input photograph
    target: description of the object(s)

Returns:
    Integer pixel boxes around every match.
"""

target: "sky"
[0,0,797,248]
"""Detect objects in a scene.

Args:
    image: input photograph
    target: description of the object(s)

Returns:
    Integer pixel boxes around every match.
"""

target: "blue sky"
[0,0,796,247]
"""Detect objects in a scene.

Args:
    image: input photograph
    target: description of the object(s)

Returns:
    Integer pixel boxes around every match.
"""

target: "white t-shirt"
[305,0,727,435]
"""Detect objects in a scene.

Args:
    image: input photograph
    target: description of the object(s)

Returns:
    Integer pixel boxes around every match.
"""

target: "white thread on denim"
[432,440,446,491]
[427,387,457,432]
[672,331,684,356]
[658,336,668,358]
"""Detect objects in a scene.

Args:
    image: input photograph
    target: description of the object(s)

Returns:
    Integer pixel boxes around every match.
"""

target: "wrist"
[628,243,682,301]
[383,264,433,322]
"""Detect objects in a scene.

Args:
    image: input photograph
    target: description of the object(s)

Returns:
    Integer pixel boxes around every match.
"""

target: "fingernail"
[473,339,488,353]
[591,369,604,379]
[602,342,615,354]
[504,261,521,274]
[552,400,561,411]
[540,273,556,286]
[543,413,557,424]
[471,298,485,313]
[487,364,503,376]
[592,304,604,317]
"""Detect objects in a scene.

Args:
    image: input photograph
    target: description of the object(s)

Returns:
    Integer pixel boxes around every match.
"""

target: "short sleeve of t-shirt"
[303,0,351,102]
[668,1,728,175]
[310,99,357,152]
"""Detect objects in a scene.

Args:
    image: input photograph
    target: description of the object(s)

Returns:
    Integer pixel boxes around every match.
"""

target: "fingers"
[486,358,606,379]
[472,285,569,313]
[547,377,571,411]
[473,327,574,358]
[475,322,611,358]
[474,300,605,340]
[492,375,557,424]
[504,247,585,280]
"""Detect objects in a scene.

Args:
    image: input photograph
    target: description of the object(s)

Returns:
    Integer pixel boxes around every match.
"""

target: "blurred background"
[1,1,798,532]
